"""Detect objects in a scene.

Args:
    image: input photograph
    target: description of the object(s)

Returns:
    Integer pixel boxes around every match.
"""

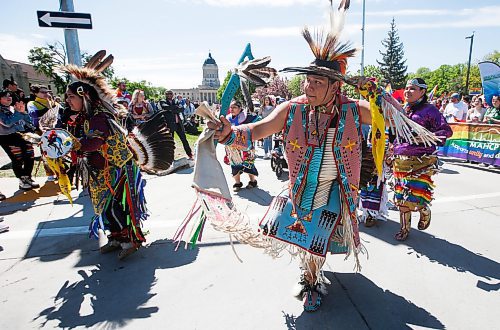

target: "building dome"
[203,52,217,66]
[202,52,220,88]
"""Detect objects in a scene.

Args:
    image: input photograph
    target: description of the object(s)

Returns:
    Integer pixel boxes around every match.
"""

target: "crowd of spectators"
[434,92,500,124]
[113,82,203,159]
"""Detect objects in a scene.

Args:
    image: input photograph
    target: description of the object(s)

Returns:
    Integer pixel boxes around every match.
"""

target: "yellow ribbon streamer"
[358,80,386,177]
[45,157,73,205]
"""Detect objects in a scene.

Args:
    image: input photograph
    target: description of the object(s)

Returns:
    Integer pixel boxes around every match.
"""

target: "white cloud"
[365,9,453,16]
[200,0,321,7]
[30,33,47,39]
[240,4,500,37]
[0,34,38,63]
[352,5,500,18]
[196,0,387,7]
[240,26,302,37]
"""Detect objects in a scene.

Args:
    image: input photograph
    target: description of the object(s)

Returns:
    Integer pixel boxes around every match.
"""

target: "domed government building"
[172,52,220,104]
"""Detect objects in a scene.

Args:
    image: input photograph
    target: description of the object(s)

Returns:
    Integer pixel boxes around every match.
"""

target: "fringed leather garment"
[260,94,364,270]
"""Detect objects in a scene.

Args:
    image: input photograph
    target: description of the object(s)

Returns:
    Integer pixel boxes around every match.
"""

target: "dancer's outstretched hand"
[207,115,232,141]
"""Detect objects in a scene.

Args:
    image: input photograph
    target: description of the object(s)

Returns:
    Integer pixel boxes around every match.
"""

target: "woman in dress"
[392,78,452,241]
[128,89,153,129]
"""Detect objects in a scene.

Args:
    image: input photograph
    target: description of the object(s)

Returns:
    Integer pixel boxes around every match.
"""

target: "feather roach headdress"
[62,50,176,172]
[61,50,118,115]
[281,0,357,81]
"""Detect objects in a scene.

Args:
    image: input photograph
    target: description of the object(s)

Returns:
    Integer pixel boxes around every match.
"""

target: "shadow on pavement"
[440,168,459,174]
[23,190,95,264]
[236,187,273,206]
[3,181,61,204]
[283,272,444,330]
[34,239,199,328]
[277,170,289,182]
[360,219,500,291]
[171,166,193,175]
[0,182,66,216]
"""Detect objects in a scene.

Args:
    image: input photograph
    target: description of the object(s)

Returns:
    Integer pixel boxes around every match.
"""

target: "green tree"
[287,75,305,98]
[110,78,165,102]
[28,42,69,94]
[28,42,115,94]
[408,63,482,97]
[377,18,408,89]
[483,50,500,64]
[429,64,464,95]
[464,64,482,92]
[342,65,384,98]
[408,67,432,83]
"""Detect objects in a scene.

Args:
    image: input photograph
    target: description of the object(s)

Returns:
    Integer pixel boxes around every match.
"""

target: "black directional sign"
[37,11,92,29]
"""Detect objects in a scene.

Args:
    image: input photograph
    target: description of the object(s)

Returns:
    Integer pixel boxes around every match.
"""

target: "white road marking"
[1,220,181,240]
[1,192,498,240]
[433,192,500,203]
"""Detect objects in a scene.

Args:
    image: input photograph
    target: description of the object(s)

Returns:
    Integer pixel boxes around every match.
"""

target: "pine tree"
[377,18,408,89]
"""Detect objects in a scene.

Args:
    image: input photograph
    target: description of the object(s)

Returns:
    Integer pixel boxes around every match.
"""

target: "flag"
[428,85,438,101]
[478,61,500,106]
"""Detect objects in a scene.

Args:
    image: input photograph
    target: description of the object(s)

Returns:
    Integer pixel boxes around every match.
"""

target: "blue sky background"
[1,0,498,88]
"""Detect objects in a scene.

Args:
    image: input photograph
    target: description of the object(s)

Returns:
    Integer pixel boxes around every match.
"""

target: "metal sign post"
[36,0,92,66]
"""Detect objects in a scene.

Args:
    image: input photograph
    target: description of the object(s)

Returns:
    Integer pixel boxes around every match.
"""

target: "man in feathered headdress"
[209,0,439,311]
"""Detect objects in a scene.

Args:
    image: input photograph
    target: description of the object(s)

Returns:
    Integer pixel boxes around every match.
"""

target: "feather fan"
[127,111,175,171]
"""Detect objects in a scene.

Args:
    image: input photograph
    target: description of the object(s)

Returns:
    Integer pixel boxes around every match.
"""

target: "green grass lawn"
[173,132,199,159]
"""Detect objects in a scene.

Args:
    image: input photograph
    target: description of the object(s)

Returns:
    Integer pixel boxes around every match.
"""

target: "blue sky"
[1,0,498,88]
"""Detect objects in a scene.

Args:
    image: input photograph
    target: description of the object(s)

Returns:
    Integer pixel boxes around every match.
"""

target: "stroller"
[270,133,288,178]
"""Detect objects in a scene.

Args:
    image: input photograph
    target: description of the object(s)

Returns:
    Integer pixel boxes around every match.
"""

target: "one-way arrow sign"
[37,11,92,29]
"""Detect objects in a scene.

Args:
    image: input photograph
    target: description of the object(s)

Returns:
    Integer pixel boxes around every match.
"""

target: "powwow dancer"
[176,1,439,312]
[57,51,175,259]
[392,78,452,241]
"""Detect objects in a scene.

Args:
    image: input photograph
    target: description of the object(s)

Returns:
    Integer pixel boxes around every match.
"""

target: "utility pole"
[465,32,474,95]
[360,0,366,76]
[60,0,82,66]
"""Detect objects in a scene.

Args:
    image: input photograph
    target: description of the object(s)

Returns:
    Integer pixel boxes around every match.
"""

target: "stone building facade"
[172,52,220,104]
[0,54,54,93]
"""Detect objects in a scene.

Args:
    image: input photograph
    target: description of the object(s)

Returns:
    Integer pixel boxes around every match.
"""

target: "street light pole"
[465,32,474,95]
[60,0,82,66]
[360,0,366,76]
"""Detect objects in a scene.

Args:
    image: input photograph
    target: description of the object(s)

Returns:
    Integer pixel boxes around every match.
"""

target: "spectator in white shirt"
[443,93,467,122]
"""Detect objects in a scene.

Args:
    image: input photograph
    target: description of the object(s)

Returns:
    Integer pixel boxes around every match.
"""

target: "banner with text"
[438,123,500,166]
[478,61,500,107]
